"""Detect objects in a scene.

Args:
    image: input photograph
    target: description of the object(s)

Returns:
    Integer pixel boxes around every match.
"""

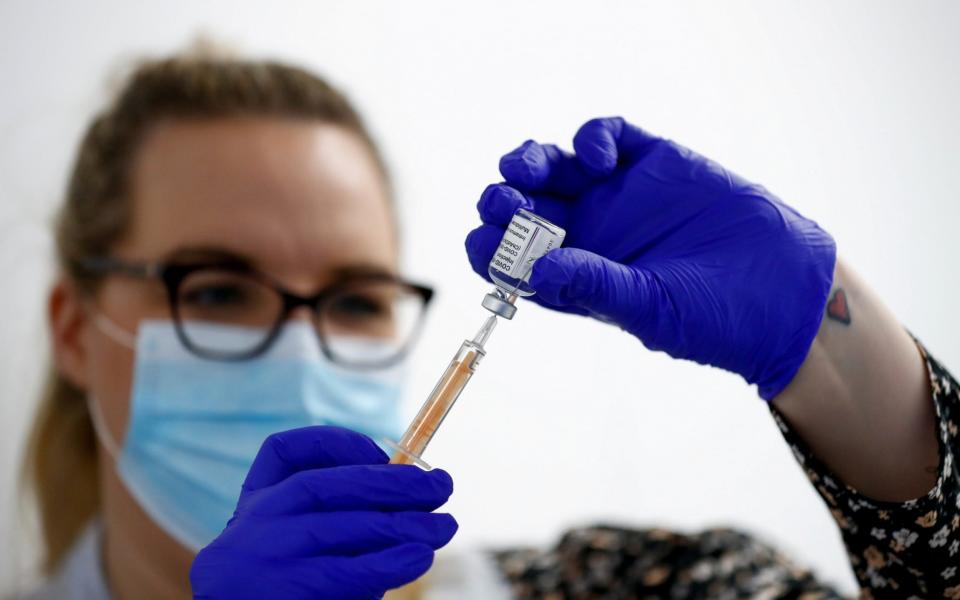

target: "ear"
[49,277,91,390]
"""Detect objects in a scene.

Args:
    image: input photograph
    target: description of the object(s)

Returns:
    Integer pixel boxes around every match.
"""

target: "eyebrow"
[163,245,398,281]
[328,264,399,281]
[164,245,253,268]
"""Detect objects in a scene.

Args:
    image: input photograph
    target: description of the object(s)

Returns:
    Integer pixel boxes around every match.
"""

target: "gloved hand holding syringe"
[385,209,565,468]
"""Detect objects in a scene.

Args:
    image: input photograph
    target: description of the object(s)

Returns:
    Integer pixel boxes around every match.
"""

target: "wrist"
[771,259,938,501]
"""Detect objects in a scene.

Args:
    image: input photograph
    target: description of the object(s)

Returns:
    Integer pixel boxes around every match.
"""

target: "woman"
[24,46,458,600]
[20,45,958,599]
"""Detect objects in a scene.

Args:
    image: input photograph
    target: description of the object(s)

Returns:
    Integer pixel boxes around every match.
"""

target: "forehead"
[118,117,396,288]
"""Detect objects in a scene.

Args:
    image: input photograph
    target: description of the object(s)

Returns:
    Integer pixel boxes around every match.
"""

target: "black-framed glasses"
[79,256,434,368]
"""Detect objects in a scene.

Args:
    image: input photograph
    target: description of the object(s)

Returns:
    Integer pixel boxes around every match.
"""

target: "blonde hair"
[23,42,388,573]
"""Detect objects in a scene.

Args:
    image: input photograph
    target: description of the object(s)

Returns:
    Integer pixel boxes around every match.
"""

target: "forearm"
[771,258,938,502]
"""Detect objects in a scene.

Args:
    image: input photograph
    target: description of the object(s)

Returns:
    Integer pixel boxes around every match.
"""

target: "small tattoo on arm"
[826,288,852,325]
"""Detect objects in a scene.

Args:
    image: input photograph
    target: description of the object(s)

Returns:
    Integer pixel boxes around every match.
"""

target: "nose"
[287,306,316,324]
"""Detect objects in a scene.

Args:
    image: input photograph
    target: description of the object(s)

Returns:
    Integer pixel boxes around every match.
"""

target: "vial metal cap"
[482,292,517,320]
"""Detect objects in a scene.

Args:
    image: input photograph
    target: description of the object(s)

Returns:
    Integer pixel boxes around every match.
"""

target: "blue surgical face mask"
[89,317,406,551]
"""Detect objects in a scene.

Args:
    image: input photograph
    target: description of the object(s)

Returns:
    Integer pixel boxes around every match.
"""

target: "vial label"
[491,212,563,283]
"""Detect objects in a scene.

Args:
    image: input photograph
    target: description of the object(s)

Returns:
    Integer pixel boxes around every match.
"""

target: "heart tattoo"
[826,288,851,325]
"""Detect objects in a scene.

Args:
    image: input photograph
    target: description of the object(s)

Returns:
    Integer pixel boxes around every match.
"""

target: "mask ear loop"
[87,394,122,460]
[86,313,210,553]
[86,313,137,459]
[93,313,136,350]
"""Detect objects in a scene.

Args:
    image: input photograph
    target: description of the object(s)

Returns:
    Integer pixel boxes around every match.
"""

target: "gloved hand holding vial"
[386,209,565,467]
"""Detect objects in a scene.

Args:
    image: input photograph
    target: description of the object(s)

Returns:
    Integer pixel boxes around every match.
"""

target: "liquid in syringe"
[388,313,501,467]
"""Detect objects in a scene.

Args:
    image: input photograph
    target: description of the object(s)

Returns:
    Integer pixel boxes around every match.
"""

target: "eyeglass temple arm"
[79,257,162,278]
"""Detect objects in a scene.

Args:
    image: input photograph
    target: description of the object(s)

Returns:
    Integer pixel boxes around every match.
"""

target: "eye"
[328,293,390,318]
[182,284,250,307]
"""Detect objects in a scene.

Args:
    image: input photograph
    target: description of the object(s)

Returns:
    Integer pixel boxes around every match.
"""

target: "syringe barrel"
[389,340,485,466]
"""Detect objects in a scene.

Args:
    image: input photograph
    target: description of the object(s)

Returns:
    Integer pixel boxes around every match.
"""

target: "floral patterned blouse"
[493,342,959,598]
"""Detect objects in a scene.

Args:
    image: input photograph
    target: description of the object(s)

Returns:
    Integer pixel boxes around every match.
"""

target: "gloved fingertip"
[499,140,547,189]
[464,227,484,257]
[324,426,391,464]
[348,543,435,593]
[428,468,454,497]
[573,117,621,176]
[397,542,435,573]
[464,225,501,279]
[477,183,527,226]
[430,513,459,547]
[363,436,392,464]
[464,226,482,254]
[528,248,577,306]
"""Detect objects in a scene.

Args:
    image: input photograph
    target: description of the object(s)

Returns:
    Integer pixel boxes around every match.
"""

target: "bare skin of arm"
[772,257,939,502]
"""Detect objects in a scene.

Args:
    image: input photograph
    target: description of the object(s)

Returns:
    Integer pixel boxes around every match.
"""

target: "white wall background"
[2,1,959,595]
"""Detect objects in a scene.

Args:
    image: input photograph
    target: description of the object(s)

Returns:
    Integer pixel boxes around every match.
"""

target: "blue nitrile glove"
[465,117,836,400]
[190,426,457,600]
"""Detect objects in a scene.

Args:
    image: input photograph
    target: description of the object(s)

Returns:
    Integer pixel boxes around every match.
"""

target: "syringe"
[387,209,565,468]
[387,304,511,468]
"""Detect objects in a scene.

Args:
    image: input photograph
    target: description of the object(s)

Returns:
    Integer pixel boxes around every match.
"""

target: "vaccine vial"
[489,209,566,295]
[482,209,565,319]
